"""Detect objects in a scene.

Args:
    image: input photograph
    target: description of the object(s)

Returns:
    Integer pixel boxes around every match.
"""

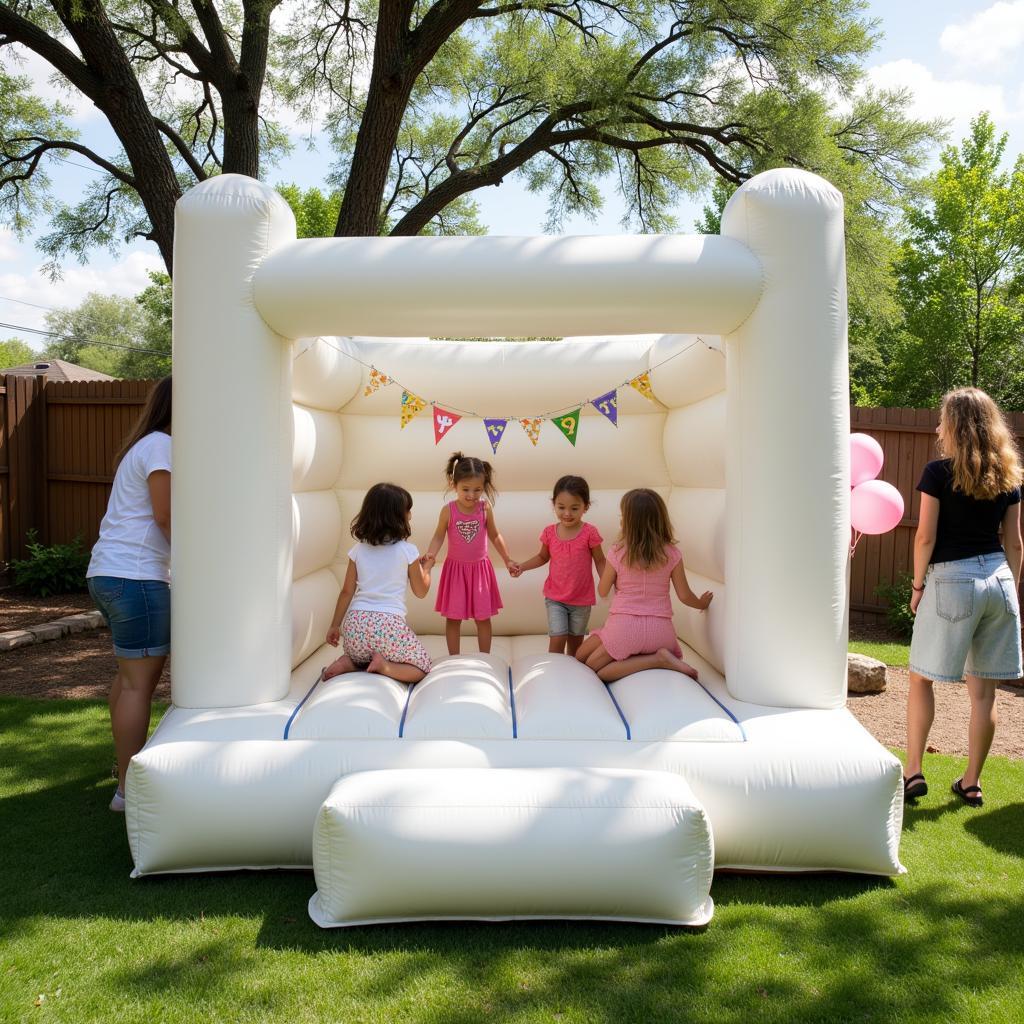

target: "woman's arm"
[670,560,712,610]
[1002,503,1022,589]
[148,470,171,543]
[326,562,358,645]
[597,558,617,599]
[485,506,514,569]
[591,543,607,578]
[910,493,939,615]
[421,507,450,567]
[516,544,551,573]
[408,557,431,599]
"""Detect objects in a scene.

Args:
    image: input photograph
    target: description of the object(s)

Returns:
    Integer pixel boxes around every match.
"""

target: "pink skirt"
[435,558,503,620]
[592,613,682,661]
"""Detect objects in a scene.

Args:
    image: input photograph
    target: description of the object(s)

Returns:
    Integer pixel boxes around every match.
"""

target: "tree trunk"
[221,84,262,177]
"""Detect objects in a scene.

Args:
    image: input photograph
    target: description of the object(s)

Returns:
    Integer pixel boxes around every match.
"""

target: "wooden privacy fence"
[0,376,156,568]
[850,406,1024,624]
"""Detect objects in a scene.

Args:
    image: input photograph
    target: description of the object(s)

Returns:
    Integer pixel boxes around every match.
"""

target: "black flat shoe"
[952,778,983,807]
[903,773,928,800]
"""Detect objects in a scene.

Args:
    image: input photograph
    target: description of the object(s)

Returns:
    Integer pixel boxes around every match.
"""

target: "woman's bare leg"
[905,671,935,779]
[111,655,165,793]
[566,635,584,657]
[367,653,426,684]
[548,635,568,654]
[475,618,492,654]
[575,635,603,664]
[963,675,998,790]
[597,648,698,683]
[445,618,462,655]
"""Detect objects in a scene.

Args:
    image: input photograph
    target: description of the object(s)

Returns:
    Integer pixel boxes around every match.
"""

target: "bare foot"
[367,652,388,676]
[657,648,699,680]
[323,655,356,681]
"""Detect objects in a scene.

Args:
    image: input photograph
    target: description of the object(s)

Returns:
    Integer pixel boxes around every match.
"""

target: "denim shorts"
[909,553,1022,683]
[88,576,171,659]
[544,598,592,637]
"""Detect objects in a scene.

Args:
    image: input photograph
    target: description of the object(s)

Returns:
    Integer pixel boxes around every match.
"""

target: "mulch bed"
[0,588,95,632]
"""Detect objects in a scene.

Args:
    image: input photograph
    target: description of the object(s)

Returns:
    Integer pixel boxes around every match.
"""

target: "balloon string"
[849,529,862,559]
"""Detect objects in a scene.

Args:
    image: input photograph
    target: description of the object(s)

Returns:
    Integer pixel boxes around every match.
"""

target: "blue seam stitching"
[283,670,324,740]
[603,683,631,741]
[398,681,416,738]
[508,667,518,739]
[693,679,747,741]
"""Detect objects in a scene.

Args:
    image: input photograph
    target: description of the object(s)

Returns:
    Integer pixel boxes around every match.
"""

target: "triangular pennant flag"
[363,367,391,397]
[432,405,462,444]
[591,389,618,426]
[483,418,508,454]
[520,418,543,446]
[629,372,656,402]
[552,408,580,446]
[400,390,428,429]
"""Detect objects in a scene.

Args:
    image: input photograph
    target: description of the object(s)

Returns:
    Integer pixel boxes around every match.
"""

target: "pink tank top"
[445,500,488,563]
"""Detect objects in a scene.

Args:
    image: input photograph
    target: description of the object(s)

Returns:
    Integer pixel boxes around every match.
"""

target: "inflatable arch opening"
[171,168,850,713]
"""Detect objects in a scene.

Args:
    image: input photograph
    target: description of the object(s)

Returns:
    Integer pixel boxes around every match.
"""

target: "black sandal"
[903,773,928,800]
[952,778,983,807]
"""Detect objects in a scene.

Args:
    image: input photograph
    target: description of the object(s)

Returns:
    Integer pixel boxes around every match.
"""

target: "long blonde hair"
[938,387,1022,500]
[618,489,676,568]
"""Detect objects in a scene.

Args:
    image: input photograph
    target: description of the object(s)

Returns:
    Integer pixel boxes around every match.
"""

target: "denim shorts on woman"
[88,576,170,659]
[909,553,1022,683]
[544,598,592,637]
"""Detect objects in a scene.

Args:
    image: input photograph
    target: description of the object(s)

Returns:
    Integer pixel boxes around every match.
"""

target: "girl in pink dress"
[576,488,712,682]
[422,452,514,654]
[511,475,606,656]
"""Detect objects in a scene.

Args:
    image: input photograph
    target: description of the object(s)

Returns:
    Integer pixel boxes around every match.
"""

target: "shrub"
[874,573,915,639]
[11,531,91,597]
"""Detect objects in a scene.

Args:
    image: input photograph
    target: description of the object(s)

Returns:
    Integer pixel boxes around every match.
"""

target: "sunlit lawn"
[1,698,1021,1023]
[849,639,911,667]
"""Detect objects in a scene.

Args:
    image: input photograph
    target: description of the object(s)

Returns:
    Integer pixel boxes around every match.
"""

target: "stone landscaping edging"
[0,611,106,651]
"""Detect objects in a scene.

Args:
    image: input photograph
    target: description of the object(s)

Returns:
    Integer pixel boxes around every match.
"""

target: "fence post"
[2,374,46,564]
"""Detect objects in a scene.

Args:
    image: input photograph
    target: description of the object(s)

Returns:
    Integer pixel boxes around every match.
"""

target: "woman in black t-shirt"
[905,388,1023,808]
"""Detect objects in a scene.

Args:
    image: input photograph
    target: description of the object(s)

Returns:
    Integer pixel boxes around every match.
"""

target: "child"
[576,488,712,682]
[512,475,606,655]
[422,452,514,655]
[324,483,432,683]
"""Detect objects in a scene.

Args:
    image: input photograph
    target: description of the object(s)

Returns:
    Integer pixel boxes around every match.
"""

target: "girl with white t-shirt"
[324,483,433,683]
[86,376,172,812]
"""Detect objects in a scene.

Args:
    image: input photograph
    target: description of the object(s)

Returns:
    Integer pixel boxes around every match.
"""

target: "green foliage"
[0,337,38,370]
[276,183,342,238]
[125,272,172,379]
[10,530,90,597]
[874,573,916,639]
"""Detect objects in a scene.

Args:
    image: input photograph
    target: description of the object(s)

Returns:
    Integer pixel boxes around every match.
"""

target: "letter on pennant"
[432,405,462,444]
[553,408,580,446]
[400,390,428,429]
[520,418,543,446]
[629,372,656,402]
[483,418,508,454]
[591,389,618,426]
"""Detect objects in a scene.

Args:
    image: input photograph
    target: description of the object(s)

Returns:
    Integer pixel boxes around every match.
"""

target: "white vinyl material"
[134,169,902,889]
[308,768,714,926]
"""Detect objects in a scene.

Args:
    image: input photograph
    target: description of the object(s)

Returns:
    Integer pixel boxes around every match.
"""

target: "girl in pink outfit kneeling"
[576,488,712,682]
[422,452,515,654]
[324,483,432,683]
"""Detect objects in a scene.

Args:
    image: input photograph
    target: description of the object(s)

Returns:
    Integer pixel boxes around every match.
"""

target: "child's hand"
[420,553,436,569]
[508,561,522,577]
[696,591,713,612]
[326,626,341,647]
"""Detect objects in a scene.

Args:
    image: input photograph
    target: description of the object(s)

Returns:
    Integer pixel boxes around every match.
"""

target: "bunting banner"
[591,389,618,426]
[484,418,508,454]
[520,418,543,446]
[400,390,428,429]
[552,408,580,446]
[363,367,391,397]
[432,405,462,444]
[629,372,656,402]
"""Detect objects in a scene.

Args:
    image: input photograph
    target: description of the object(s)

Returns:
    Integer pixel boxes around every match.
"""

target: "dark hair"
[444,451,497,503]
[115,375,172,468]
[351,483,413,545]
[552,475,590,506]
[618,488,675,568]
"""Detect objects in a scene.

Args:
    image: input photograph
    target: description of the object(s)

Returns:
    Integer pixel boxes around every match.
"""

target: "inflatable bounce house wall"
[126,169,904,893]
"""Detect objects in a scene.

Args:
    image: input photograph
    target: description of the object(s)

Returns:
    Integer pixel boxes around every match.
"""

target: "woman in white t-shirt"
[86,376,172,812]
[324,483,433,683]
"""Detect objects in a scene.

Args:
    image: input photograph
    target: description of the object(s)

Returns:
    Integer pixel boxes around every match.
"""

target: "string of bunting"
[323,335,717,453]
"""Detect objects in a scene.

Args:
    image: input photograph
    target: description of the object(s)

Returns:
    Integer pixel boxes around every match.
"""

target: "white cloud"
[940,1,1024,70]
[1,45,99,124]
[0,228,20,263]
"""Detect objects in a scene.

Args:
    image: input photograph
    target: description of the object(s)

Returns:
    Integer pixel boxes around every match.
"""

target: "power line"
[0,319,167,356]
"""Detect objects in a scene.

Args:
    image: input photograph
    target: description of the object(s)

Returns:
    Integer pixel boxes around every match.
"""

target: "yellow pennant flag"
[364,367,391,396]
[520,418,543,446]
[628,372,656,402]
[400,390,428,428]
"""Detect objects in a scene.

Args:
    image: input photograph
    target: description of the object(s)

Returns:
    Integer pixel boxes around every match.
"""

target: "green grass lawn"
[849,639,911,667]
[1,698,1022,1024]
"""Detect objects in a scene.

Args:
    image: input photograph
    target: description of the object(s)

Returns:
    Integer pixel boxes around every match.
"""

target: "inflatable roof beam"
[721,170,850,709]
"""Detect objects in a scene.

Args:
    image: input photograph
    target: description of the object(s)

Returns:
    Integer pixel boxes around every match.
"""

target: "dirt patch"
[847,667,1024,759]
[0,589,95,632]
[849,621,909,644]
[0,628,170,701]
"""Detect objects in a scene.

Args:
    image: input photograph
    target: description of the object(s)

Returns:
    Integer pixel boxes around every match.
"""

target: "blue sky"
[3,0,1024,349]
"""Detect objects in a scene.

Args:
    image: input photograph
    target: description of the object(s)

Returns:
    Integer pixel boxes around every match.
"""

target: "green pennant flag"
[552,408,581,446]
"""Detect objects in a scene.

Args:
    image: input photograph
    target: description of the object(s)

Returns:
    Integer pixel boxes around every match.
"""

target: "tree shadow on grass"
[964,802,1024,858]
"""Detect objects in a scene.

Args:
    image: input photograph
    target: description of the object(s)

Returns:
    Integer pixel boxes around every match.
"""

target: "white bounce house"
[127,168,904,927]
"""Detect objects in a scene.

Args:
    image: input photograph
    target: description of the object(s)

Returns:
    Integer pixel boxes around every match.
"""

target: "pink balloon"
[850,433,884,487]
[851,480,904,535]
